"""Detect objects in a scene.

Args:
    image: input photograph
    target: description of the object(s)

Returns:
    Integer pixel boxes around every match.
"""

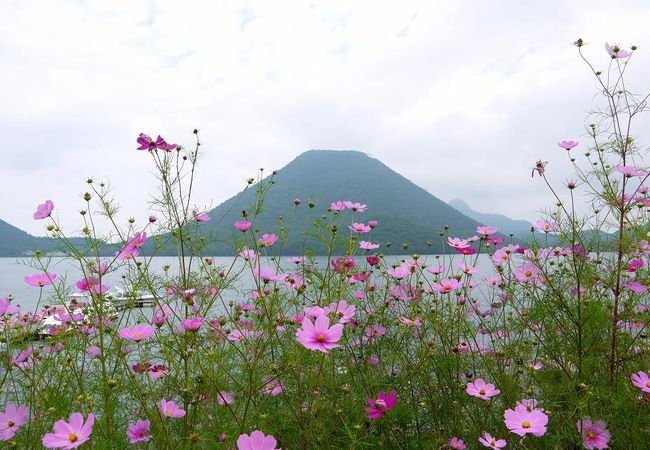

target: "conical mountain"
[200,150,482,254]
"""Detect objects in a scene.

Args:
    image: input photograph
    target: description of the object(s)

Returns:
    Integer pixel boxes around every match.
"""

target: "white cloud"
[1,0,650,235]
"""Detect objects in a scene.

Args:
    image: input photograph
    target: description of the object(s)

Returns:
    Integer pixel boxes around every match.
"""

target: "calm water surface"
[0,254,495,312]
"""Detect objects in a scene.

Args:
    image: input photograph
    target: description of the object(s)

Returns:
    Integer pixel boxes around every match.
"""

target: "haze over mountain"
[448,198,532,236]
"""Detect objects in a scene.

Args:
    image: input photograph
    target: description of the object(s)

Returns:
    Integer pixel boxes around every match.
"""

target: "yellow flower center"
[588,431,596,439]
[69,433,78,443]
[525,270,532,277]
[490,440,496,446]
[522,421,531,428]
[165,409,172,415]
[646,381,650,388]
[479,388,486,395]
[133,332,142,339]
[7,421,14,427]
[316,334,325,342]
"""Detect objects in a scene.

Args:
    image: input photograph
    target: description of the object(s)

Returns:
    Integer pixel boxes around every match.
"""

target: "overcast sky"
[2,0,650,236]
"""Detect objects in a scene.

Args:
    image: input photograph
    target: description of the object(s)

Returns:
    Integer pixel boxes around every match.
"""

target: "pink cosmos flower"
[260,377,284,396]
[159,399,186,418]
[626,258,645,272]
[626,280,648,294]
[533,219,558,233]
[478,432,506,449]
[25,272,57,287]
[531,160,547,177]
[42,412,94,449]
[515,263,542,283]
[330,201,347,212]
[253,265,287,284]
[127,419,152,444]
[332,256,356,273]
[118,324,156,341]
[631,371,650,394]
[617,165,647,178]
[136,133,177,151]
[388,265,411,280]
[192,210,210,222]
[33,200,54,220]
[503,404,548,437]
[558,140,579,150]
[217,391,235,406]
[235,220,252,232]
[344,201,367,212]
[349,222,371,233]
[149,364,169,379]
[329,299,356,323]
[432,278,460,293]
[295,314,343,352]
[605,42,631,59]
[239,247,258,261]
[75,277,109,294]
[449,437,466,449]
[359,240,380,250]
[448,237,469,249]
[368,219,378,228]
[577,417,610,449]
[117,232,147,260]
[0,297,20,316]
[365,390,397,419]
[236,430,279,450]
[0,404,29,440]
[181,316,205,332]
[477,226,498,235]
[257,233,278,247]
[466,378,500,400]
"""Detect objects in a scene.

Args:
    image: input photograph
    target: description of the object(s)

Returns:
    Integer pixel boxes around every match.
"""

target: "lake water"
[0,254,496,312]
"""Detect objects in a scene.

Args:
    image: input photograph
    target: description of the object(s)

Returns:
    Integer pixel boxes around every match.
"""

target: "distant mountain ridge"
[448,198,532,236]
[1,150,486,256]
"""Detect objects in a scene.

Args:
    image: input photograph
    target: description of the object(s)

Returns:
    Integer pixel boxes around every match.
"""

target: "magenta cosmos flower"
[558,140,579,150]
[75,276,109,294]
[365,390,397,419]
[159,399,186,418]
[236,430,279,450]
[479,432,506,449]
[118,324,156,341]
[235,220,252,232]
[0,404,29,440]
[632,371,650,393]
[127,419,152,444]
[503,404,548,437]
[449,437,466,449]
[136,133,177,151]
[117,232,147,260]
[42,412,94,449]
[466,378,500,400]
[295,314,343,352]
[33,200,54,220]
[577,417,610,449]
[24,272,57,287]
